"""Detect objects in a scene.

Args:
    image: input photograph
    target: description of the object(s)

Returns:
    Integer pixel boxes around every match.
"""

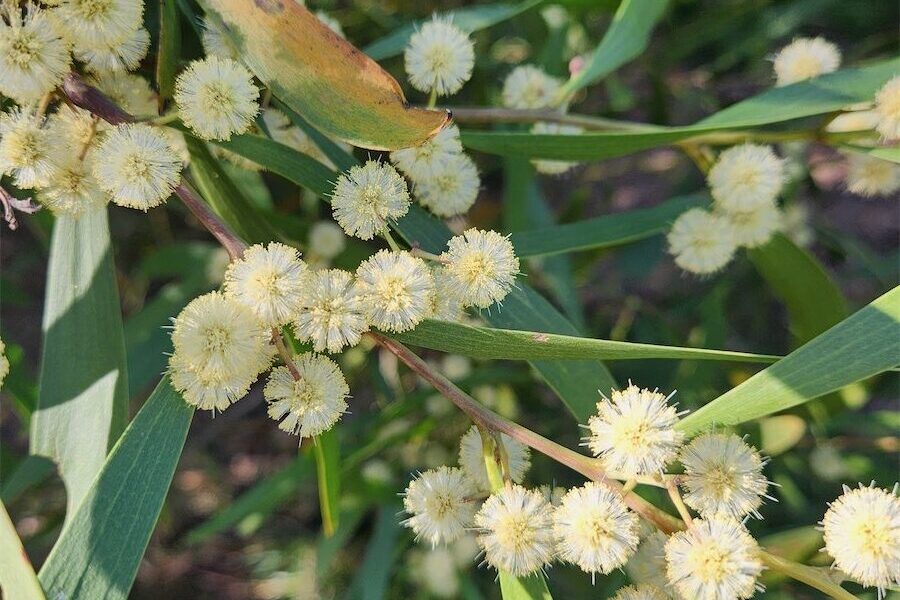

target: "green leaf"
[313,429,341,537]
[203,0,448,150]
[363,0,543,60]
[499,573,553,600]
[511,194,706,257]
[345,506,403,600]
[273,99,357,172]
[0,501,45,600]
[155,0,180,101]
[558,0,669,99]
[748,234,847,344]
[38,378,194,600]
[678,286,900,436]
[461,58,900,160]
[841,143,900,164]
[184,455,314,544]
[31,210,129,518]
[185,135,275,243]
[391,319,778,363]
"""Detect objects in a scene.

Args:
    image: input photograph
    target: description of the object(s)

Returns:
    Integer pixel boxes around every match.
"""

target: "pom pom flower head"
[845,153,900,197]
[169,291,273,411]
[308,221,347,260]
[625,530,671,590]
[355,250,435,333]
[390,124,464,181]
[667,208,737,275]
[53,0,143,52]
[0,2,71,104]
[331,160,411,240]
[404,16,474,97]
[74,25,150,74]
[93,124,182,210]
[441,229,520,309]
[264,353,349,439]
[821,483,900,596]
[224,242,309,327]
[414,152,480,217]
[612,585,669,600]
[708,144,785,213]
[40,152,108,217]
[293,268,368,354]
[552,482,640,576]
[475,484,555,576]
[586,384,684,477]
[175,56,260,141]
[874,75,900,140]
[458,425,530,493]
[0,109,55,189]
[664,517,764,600]
[725,201,782,249]
[679,432,771,519]
[402,466,478,547]
[531,122,583,175]
[773,37,841,86]
[502,65,561,109]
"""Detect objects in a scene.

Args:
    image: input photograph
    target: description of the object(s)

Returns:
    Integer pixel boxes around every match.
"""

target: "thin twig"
[445,106,659,131]
[174,181,247,260]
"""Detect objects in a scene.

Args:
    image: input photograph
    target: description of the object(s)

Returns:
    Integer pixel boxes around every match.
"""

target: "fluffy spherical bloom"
[402,466,478,547]
[430,266,466,321]
[224,242,309,327]
[531,122,583,175]
[414,153,480,217]
[0,2,71,104]
[293,268,368,353]
[667,208,737,275]
[552,482,640,575]
[201,15,239,60]
[169,292,274,411]
[502,65,561,109]
[50,105,99,150]
[724,201,782,248]
[175,57,259,141]
[74,25,149,73]
[458,425,530,493]
[53,0,143,51]
[821,483,900,595]
[612,584,670,600]
[874,76,900,140]
[441,229,519,309]
[773,37,841,86]
[331,160,411,240]
[0,338,8,390]
[308,221,347,260]
[92,71,157,117]
[39,152,108,217]
[264,353,349,439]
[474,484,555,576]
[586,384,684,477]
[390,124,464,181]
[845,153,900,197]
[782,202,813,247]
[625,529,671,590]
[92,124,182,210]
[708,144,785,213]
[404,16,474,96]
[355,250,435,333]
[679,433,771,520]
[825,109,880,134]
[664,517,763,600]
[0,109,55,189]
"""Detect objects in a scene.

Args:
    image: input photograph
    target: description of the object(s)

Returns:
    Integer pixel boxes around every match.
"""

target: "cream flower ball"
[725,201,782,249]
[39,152,108,217]
[201,15,239,61]
[75,25,150,73]
[0,2,71,104]
[414,152,480,217]
[224,242,309,327]
[611,585,669,600]
[293,268,368,354]
[441,229,520,309]
[175,56,260,141]
[92,124,183,210]
[502,65,562,109]
[0,109,56,189]
[52,0,143,53]
[458,425,530,493]
[263,353,349,439]
[307,221,347,260]
[331,160,411,240]
[845,153,900,198]
[355,250,435,333]
[625,529,671,590]
[821,483,900,596]
[773,37,841,86]
[475,484,555,576]
[874,76,900,140]
[708,144,785,213]
[664,517,763,600]
[0,338,8,390]
[402,466,478,547]
[390,124,464,181]
[531,122,583,175]
[404,16,474,97]
[586,384,684,477]
[667,208,737,275]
